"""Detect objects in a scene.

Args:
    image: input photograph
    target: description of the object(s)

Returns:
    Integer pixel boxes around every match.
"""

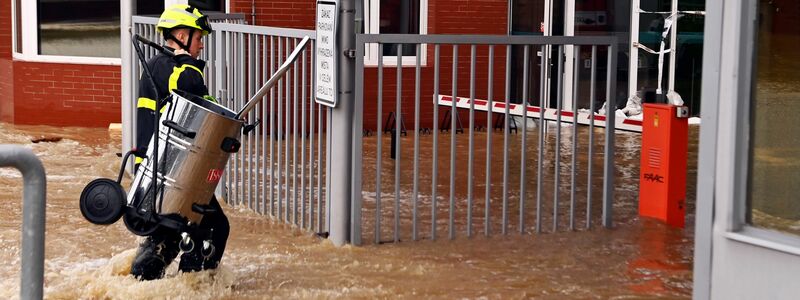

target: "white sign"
[315,1,338,107]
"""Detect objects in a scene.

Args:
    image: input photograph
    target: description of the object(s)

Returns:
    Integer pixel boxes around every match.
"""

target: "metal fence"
[130,17,328,234]
[352,34,618,245]
[129,17,621,245]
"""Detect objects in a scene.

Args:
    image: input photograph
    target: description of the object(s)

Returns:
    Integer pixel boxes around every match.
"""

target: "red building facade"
[0,0,506,127]
[0,1,121,127]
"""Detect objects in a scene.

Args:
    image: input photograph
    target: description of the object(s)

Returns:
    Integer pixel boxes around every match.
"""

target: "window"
[13,1,121,64]
[747,0,800,236]
[365,0,428,66]
[37,0,120,58]
[13,0,22,54]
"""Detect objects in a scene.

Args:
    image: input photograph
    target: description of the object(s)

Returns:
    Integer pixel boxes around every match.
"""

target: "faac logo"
[207,169,223,183]
[643,173,664,183]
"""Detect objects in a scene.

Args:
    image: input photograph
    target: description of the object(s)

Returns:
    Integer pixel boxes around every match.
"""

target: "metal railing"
[0,145,46,300]
[130,17,328,234]
[129,17,622,244]
[352,34,618,245]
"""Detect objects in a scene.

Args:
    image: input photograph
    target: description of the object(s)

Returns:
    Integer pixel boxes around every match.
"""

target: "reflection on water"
[0,122,696,299]
[750,27,800,233]
[39,24,120,58]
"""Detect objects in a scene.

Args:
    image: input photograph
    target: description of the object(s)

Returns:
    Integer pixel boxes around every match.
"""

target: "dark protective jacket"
[135,50,213,164]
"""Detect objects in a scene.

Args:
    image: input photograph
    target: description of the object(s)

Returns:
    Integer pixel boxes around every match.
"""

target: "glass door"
[573,0,632,112]
[510,0,561,108]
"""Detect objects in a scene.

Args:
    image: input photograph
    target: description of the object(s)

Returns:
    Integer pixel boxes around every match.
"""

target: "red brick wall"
[231,0,509,130]
[12,62,121,127]
[0,0,14,123]
[230,0,315,29]
[0,60,13,123]
[0,0,11,59]
[0,0,121,127]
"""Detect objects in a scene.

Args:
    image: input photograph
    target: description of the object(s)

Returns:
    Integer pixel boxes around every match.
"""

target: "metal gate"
[351,34,618,245]
[130,16,328,234]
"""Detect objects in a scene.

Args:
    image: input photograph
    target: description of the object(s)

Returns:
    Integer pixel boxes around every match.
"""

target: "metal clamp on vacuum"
[79,34,311,248]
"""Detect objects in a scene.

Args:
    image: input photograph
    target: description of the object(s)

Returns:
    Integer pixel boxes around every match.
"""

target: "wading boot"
[131,236,179,280]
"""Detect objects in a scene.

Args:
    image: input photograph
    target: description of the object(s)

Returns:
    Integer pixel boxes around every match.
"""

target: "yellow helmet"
[156,4,212,36]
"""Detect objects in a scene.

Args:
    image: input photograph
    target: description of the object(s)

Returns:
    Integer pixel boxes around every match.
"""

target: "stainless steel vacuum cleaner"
[80,34,310,245]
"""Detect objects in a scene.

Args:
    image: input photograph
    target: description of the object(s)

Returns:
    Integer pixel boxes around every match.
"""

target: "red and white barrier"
[437,95,643,133]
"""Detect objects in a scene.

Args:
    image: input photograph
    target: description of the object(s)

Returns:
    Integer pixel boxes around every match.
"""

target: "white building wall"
[711,236,800,299]
[697,1,800,299]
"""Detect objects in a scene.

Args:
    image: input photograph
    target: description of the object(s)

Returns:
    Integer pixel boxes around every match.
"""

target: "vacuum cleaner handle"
[235,36,311,119]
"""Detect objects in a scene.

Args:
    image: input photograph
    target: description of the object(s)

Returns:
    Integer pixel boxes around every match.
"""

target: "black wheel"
[79,178,126,225]
[123,208,161,236]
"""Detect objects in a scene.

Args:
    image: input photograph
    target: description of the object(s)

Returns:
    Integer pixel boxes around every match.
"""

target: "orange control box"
[639,103,689,228]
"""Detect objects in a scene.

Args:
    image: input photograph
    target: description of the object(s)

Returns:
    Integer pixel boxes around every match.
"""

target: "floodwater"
[0,121,697,299]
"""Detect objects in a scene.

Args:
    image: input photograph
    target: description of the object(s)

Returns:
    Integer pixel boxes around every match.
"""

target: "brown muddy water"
[0,121,697,299]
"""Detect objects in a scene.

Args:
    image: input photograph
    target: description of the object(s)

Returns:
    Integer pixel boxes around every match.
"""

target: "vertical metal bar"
[394,43,402,243]
[352,37,364,245]
[449,44,458,240]
[467,44,476,238]
[536,44,546,234]
[485,45,494,236]
[270,35,276,217]
[317,85,324,233]
[309,41,316,231]
[602,44,617,228]
[520,44,529,234]
[293,38,299,226]
[570,45,580,230]
[317,51,323,233]
[431,44,440,241]
[587,45,596,229]
[248,34,255,212]
[230,31,236,205]
[502,45,511,235]
[554,44,564,232]
[326,106,332,234]
[285,38,291,222]
[412,43,421,241]
[259,35,272,214]
[277,36,283,221]
[310,42,317,231]
[254,35,261,214]
[239,32,246,207]
[231,32,244,205]
[301,42,308,229]
[375,43,384,244]
[223,31,232,203]
[668,0,678,92]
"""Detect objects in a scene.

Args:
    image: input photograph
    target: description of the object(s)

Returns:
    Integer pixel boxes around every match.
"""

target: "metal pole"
[602,44,617,228]
[668,0,678,92]
[121,0,134,174]
[330,0,356,246]
[628,0,641,101]
[0,145,46,300]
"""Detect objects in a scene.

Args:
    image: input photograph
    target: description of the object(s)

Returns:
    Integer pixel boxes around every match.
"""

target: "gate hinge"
[344,49,356,58]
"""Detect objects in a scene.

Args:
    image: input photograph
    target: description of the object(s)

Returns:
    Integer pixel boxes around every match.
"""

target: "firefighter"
[130,4,230,281]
